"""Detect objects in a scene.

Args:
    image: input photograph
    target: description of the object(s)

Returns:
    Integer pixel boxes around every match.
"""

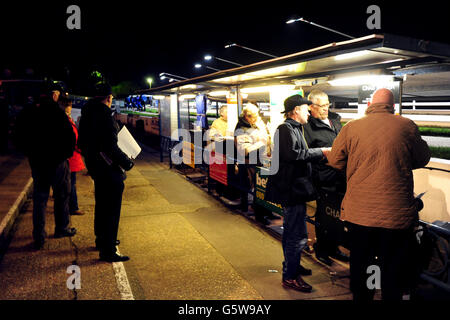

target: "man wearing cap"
[327,88,430,300]
[14,81,77,249]
[302,89,348,266]
[265,94,330,293]
[78,82,134,262]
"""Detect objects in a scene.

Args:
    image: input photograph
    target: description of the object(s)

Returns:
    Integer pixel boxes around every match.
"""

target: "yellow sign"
[182,141,195,168]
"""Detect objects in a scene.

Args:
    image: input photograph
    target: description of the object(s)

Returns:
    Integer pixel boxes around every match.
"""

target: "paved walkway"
[0,148,353,300]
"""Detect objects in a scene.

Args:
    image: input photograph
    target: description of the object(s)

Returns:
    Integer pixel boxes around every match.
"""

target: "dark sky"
[1,0,449,94]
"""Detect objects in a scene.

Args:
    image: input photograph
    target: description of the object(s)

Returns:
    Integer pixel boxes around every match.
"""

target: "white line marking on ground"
[112,247,135,300]
[0,178,32,237]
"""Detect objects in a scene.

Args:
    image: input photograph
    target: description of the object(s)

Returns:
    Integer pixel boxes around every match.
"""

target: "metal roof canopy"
[137,34,450,99]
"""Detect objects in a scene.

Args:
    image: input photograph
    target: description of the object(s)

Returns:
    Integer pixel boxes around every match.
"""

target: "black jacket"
[264,118,324,207]
[303,111,345,188]
[14,96,75,167]
[78,99,133,179]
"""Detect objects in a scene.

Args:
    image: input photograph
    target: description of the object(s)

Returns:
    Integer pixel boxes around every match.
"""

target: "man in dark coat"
[303,89,348,266]
[265,94,329,293]
[14,81,77,249]
[78,82,134,262]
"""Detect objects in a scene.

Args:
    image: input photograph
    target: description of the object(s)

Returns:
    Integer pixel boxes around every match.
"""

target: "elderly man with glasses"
[303,89,349,266]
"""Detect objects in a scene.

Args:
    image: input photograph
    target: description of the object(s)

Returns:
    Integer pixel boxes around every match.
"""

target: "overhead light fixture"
[204,55,212,61]
[241,85,296,93]
[328,75,394,86]
[208,90,230,97]
[152,95,166,100]
[335,50,370,61]
[179,94,196,101]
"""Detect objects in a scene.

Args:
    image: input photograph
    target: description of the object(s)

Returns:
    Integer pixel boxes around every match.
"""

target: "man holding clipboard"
[78,82,138,262]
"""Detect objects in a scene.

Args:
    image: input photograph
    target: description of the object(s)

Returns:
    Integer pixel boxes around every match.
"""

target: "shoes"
[330,250,350,262]
[313,243,333,266]
[266,213,281,220]
[255,216,271,226]
[282,276,313,293]
[33,240,45,250]
[316,254,333,266]
[70,210,84,216]
[100,253,130,262]
[298,264,312,276]
[54,227,77,238]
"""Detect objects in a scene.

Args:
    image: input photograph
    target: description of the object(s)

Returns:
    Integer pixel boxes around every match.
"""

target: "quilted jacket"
[327,103,430,229]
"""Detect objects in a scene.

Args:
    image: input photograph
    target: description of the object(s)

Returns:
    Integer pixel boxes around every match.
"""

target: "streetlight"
[204,54,243,67]
[159,72,188,80]
[146,77,153,88]
[194,63,221,72]
[224,43,277,58]
[286,17,355,39]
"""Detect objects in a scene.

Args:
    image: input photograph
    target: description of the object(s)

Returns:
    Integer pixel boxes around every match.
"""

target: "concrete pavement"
[0,148,353,300]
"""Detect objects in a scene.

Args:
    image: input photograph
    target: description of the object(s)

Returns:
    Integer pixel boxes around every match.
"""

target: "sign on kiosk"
[358,80,402,117]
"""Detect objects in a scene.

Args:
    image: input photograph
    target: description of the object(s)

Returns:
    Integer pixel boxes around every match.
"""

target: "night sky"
[1,0,449,95]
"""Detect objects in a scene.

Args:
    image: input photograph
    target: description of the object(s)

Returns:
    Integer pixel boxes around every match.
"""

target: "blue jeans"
[282,203,308,280]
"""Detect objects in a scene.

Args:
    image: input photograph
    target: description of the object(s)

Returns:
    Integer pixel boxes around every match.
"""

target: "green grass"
[430,147,450,160]
[419,127,450,137]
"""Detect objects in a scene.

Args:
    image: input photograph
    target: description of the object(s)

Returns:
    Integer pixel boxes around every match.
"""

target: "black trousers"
[346,222,417,301]
[30,160,71,242]
[93,171,125,256]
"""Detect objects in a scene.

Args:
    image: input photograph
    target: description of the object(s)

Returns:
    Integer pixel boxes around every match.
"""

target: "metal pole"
[205,66,221,72]
[235,44,277,58]
[297,18,355,40]
[213,57,243,67]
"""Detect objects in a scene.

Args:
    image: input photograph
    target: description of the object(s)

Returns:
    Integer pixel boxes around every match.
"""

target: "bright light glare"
[328,75,394,86]
[204,55,212,61]
[160,75,166,80]
[146,77,153,84]
[241,85,295,93]
[286,19,296,24]
[152,95,166,100]
[195,64,202,68]
[209,90,229,97]
[334,51,370,61]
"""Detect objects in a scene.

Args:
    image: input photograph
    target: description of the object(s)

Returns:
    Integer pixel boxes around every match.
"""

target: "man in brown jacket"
[327,88,430,300]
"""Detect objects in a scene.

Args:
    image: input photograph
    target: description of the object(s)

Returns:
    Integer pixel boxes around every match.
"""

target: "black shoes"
[100,253,130,262]
[298,264,312,276]
[282,276,313,293]
[70,210,84,216]
[33,240,45,250]
[266,213,281,220]
[54,228,77,238]
[330,250,350,262]
[316,254,333,266]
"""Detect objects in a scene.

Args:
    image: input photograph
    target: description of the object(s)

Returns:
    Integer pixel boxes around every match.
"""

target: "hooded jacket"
[78,99,133,179]
[264,118,324,207]
[326,103,431,229]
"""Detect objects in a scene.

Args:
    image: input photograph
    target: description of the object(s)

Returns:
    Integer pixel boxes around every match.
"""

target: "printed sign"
[255,167,283,215]
[209,152,228,185]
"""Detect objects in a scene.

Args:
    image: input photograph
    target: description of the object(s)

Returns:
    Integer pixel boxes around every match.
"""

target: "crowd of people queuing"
[10,79,431,299]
